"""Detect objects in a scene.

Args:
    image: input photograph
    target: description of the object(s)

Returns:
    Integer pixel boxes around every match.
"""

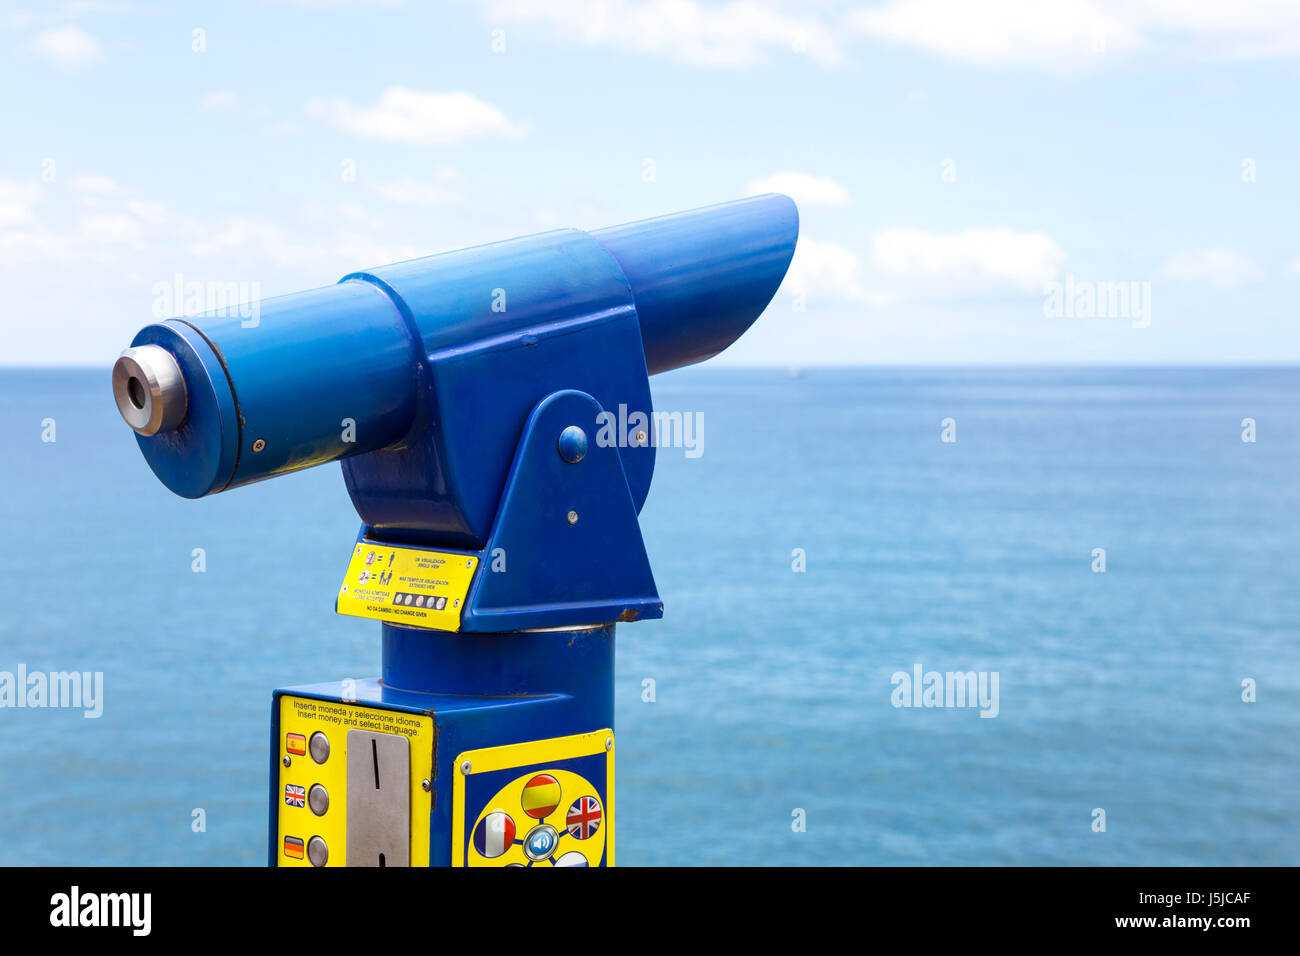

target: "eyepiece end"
[112,344,188,436]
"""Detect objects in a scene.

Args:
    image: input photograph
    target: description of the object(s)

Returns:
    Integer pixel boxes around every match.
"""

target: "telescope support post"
[270,389,641,868]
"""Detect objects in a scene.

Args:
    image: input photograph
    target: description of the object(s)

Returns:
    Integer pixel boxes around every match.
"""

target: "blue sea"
[1,366,1298,866]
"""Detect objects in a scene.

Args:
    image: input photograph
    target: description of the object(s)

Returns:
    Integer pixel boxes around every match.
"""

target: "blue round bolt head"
[557,425,588,463]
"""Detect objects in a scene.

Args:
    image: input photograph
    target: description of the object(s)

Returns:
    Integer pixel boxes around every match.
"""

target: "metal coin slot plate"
[275,695,433,867]
[346,730,411,867]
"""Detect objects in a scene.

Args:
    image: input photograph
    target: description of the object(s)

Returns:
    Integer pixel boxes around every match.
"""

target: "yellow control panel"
[275,695,434,867]
[453,730,614,867]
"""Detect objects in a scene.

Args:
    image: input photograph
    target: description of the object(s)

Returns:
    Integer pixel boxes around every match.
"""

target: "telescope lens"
[127,376,146,410]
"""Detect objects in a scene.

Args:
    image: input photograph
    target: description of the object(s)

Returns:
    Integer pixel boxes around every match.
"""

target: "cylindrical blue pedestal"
[381,622,615,714]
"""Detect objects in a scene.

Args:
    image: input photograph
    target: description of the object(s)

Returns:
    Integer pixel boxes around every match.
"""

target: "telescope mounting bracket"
[460,388,662,631]
[342,388,663,634]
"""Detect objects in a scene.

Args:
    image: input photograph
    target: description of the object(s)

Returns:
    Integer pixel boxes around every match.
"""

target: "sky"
[1,0,1298,366]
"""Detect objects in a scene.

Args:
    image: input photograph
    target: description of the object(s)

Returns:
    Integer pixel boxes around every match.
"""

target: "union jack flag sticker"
[566,795,602,840]
[285,784,306,808]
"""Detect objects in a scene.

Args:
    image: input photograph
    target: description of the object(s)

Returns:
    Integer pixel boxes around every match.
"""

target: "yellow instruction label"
[336,542,477,631]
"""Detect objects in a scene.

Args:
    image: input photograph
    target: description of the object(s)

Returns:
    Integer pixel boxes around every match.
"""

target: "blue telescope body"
[112,194,797,866]
[126,195,795,502]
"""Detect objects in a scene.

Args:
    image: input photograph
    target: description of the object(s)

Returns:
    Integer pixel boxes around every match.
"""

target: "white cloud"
[69,174,123,194]
[873,226,1066,291]
[1163,249,1263,287]
[308,87,529,146]
[202,91,239,111]
[31,25,103,70]
[184,208,427,272]
[781,226,1067,305]
[367,167,465,206]
[80,214,143,242]
[745,171,849,208]
[783,237,888,305]
[187,219,322,269]
[852,0,1139,67]
[850,0,1300,68]
[125,199,168,225]
[483,0,844,67]
[0,180,42,226]
[0,178,169,265]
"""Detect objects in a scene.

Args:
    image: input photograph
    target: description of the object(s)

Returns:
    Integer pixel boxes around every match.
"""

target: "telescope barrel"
[592,193,798,374]
[113,195,797,499]
[116,281,419,498]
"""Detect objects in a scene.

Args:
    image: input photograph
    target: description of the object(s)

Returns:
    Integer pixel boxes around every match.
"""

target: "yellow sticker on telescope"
[336,543,477,631]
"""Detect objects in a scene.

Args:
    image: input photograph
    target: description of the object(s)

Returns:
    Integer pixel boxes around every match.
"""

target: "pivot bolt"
[558,425,588,463]
[566,510,579,525]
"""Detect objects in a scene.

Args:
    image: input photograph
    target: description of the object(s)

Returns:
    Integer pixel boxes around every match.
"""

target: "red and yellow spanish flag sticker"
[284,836,305,859]
[286,733,306,756]
[521,773,561,819]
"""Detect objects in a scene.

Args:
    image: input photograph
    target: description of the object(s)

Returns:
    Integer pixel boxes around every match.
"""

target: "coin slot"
[346,729,410,867]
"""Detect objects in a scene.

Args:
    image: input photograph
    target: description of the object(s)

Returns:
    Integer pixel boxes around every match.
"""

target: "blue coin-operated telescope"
[112,194,797,866]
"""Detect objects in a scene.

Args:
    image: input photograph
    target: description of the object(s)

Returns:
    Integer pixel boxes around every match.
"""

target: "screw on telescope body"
[112,345,188,436]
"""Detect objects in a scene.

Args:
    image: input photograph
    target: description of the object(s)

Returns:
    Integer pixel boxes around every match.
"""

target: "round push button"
[308,784,329,816]
[520,773,560,819]
[309,732,330,764]
[523,824,559,861]
[307,836,328,867]
[472,810,517,859]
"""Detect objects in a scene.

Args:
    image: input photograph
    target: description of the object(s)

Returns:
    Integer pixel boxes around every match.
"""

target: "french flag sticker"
[473,810,516,859]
